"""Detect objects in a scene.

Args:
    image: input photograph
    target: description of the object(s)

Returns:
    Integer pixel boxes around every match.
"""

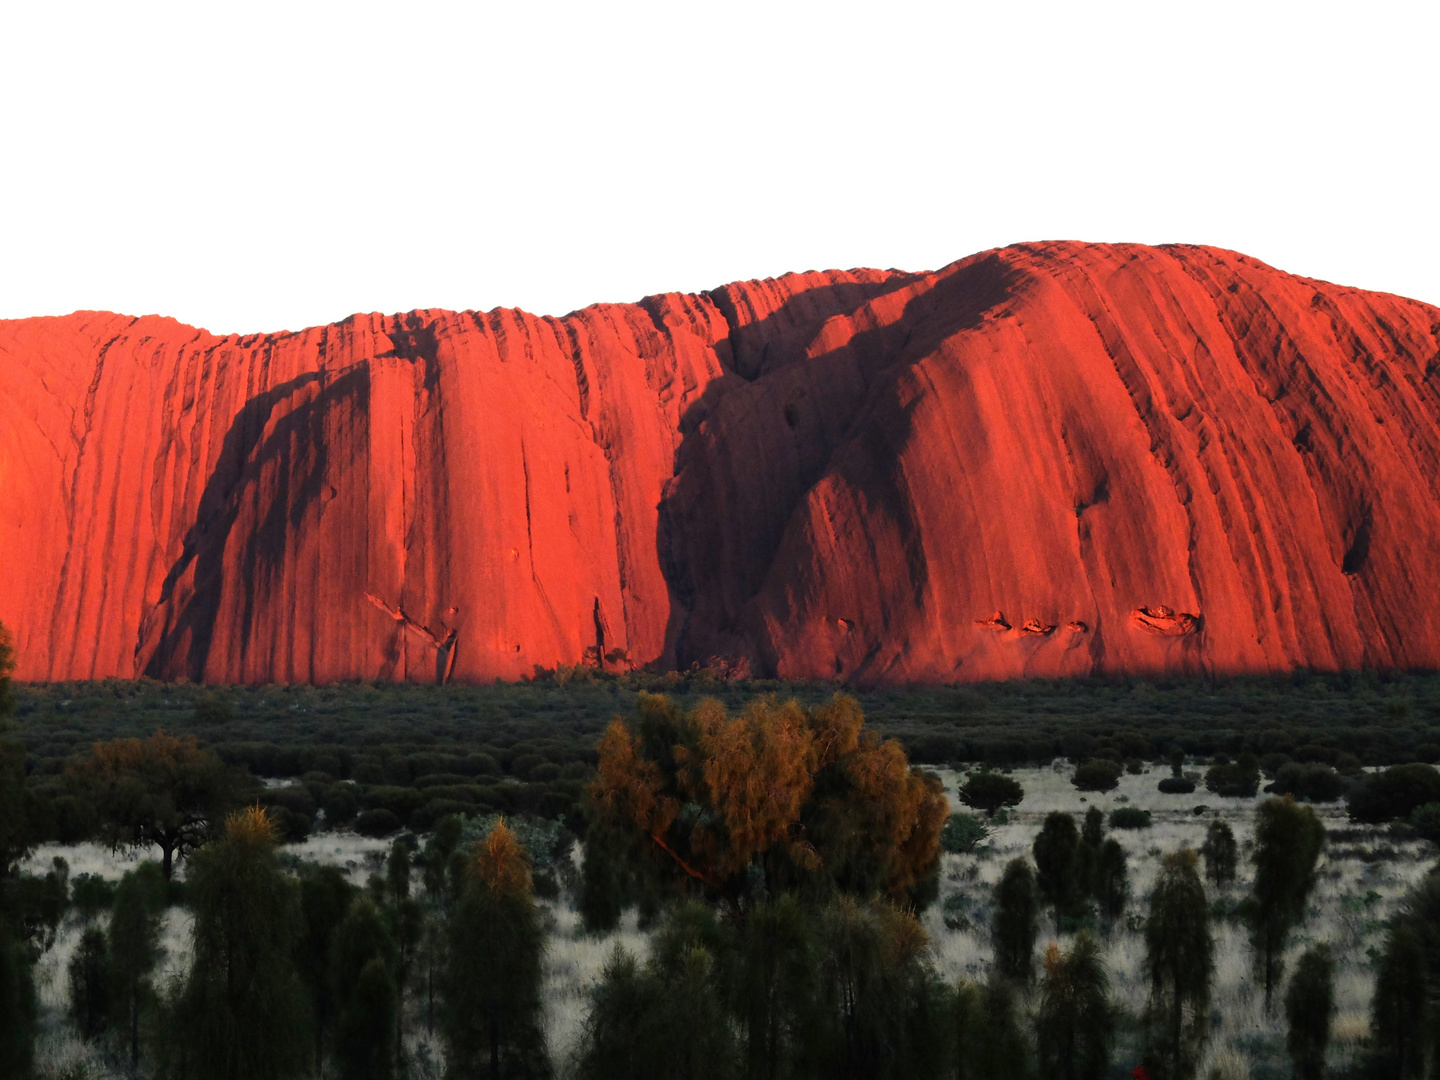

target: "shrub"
[354,808,402,838]
[1157,777,1195,795]
[1205,753,1260,798]
[1410,802,1440,845]
[1072,759,1123,793]
[941,812,991,854]
[1347,764,1440,823]
[1108,807,1152,830]
[960,771,1025,818]
[1272,762,1345,803]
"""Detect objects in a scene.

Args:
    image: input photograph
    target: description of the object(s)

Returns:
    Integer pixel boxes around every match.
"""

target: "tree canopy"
[590,694,948,909]
[70,730,234,878]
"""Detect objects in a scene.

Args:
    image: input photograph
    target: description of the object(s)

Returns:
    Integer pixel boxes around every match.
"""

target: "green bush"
[353,808,401,837]
[1072,759,1123,793]
[1108,807,1152,830]
[1157,777,1195,794]
[1409,802,1440,844]
[1205,753,1260,797]
[959,771,1025,817]
[941,812,991,854]
[1272,763,1345,803]
[1347,764,1440,823]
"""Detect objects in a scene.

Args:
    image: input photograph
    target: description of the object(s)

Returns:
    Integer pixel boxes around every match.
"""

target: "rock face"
[3,242,1439,685]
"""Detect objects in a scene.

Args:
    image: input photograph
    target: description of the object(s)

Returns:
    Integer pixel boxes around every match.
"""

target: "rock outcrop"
[3,242,1439,685]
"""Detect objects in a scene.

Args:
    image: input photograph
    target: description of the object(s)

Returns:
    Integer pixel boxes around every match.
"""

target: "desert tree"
[442,819,550,1079]
[1093,840,1128,922]
[810,897,949,1080]
[171,806,309,1080]
[958,771,1025,819]
[590,694,948,911]
[72,730,235,878]
[992,859,1038,984]
[297,864,356,1076]
[108,861,167,1069]
[1369,922,1428,1079]
[1035,932,1113,1080]
[1247,797,1325,1012]
[1368,870,1440,1078]
[953,976,1031,1080]
[1143,850,1213,1080]
[1033,813,1084,934]
[1284,943,1334,1080]
[67,926,111,1041]
[332,896,399,1080]
[1199,819,1237,890]
[735,893,817,1080]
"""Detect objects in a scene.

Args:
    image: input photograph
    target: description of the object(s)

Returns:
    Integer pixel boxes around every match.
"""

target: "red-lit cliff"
[4,242,1439,685]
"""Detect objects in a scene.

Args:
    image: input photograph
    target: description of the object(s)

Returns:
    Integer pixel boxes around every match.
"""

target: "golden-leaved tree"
[589,693,948,912]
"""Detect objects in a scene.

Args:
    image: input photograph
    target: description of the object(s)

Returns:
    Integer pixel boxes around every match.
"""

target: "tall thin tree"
[1248,798,1324,1012]
[442,820,550,1079]
[991,859,1038,984]
[108,861,166,1069]
[1033,813,1083,935]
[1035,932,1113,1080]
[1143,850,1213,1080]
[1284,944,1334,1080]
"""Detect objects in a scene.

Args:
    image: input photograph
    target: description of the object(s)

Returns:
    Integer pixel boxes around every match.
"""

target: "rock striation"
[3,242,1439,685]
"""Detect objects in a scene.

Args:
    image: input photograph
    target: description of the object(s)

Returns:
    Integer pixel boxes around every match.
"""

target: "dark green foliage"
[339,959,396,1080]
[576,939,734,1080]
[442,825,550,1079]
[192,692,234,726]
[940,812,990,854]
[1271,762,1345,803]
[1081,807,1104,849]
[1347,763,1440,823]
[1204,752,1260,797]
[1199,819,1237,889]
[1157,778,1195,794]
[1284,944,1334,1080]
[952,977,1030,1080]
[296,864,356,1075]
[1071,759,1122,793]
[387,838,411,901]
[992,859,1038,983]
[1410,801,1440,844]
[333,898,398,1080]
[171,810,310,1080]
[0,924,36,1080]
[810,898,950,1080]
[958,772,1024,818]
[1107,807,1152,829]
[354,808,402,837]
[1144,851,1212,1080]
[1035,932,1113,1080]
[735,894,817,1080]
[1366,871,1440,1078]
[67,925,111,1040]
[1033,813,1083,933]
[1168,748,1185,777]
[70,873,116,919]
[1248,798,1325,1012]
[1369,922,1428,1079]
[1094,839,1128,921]
[109,862,166,1068]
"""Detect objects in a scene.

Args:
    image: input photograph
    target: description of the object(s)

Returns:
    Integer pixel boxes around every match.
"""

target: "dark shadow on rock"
[140,364,370,680]
[658,251,1022,675]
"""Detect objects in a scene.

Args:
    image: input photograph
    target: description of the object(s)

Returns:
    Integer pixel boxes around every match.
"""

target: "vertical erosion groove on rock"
[3,241,1439,685]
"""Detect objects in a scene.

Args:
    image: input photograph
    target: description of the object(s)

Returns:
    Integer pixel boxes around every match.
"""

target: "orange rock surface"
[3,243,1439,685]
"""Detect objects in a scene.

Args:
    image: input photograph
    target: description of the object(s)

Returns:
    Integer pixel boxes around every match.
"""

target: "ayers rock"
[4,242,1440,686]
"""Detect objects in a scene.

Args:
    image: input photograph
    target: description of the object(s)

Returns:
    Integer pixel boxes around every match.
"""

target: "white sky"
[1,1,1436,335]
